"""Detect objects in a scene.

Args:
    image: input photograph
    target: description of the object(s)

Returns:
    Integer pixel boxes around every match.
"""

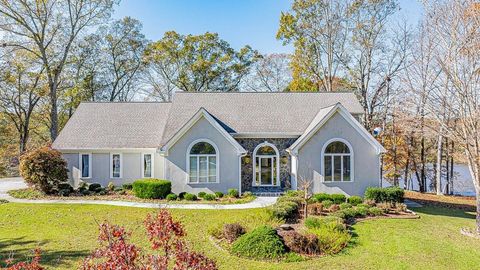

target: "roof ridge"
[175,91,355,94]
[80,101,172,104]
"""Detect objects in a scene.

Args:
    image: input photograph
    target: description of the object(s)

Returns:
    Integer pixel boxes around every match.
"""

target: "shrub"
[396,203,408,212]
[322,200,334,209]
[242,191,253,197]
[208,225,223,239]
[231,226,286,259]
[58,188,71,197]
[281,231,319,255]
[283,252,305,262]
[203,194,216,201]
[19,146,68,194]
[228,189,239,198]
[356,205,369,217]
[198,191,207,198]
[311,193,331,203]
[357,203,371,209]
[308,223,351,254]
[277,195,303,205]
[178,192,187,200]
[184,193,197,201]
[132,179,171,199]
[267,201,299,221]
[339,202,352,210]
[304,217,322,229]
[223,223,246,243]
[364,199,376,206]
[122,183,133,190]
[347,195,363,206]
[364,187,404,204]
[166,193,177,201]
[285,190,304,197]
[107,182,115,192]
[89,183,101,192]
[328,204,340,212]
[307,203,323,215]
[368,207,384,216]
[330,194,347,204]
[304,216,344,231]
[214,191,224,198]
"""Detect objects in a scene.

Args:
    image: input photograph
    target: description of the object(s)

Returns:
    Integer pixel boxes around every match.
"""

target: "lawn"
[0,203,479,270]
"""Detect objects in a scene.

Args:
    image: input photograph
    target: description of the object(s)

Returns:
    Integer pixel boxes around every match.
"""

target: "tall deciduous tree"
[242,53,292,92]
[143,31,259,95]
[0,0,117,140]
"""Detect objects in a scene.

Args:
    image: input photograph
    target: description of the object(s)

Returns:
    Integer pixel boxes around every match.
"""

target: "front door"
[259,157,274,185]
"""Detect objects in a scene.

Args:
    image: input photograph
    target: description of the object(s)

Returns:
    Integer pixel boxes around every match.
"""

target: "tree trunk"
[436,133,443,195]
[50,85,58,141]
[477,191,480,234]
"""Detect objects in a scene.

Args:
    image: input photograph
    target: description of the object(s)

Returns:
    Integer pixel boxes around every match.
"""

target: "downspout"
[238,152,247,195]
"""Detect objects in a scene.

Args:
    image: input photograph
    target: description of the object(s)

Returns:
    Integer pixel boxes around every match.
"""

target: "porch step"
[252,192,284,197]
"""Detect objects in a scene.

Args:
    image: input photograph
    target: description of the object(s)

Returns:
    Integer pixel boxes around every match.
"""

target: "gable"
[160,108,246,155]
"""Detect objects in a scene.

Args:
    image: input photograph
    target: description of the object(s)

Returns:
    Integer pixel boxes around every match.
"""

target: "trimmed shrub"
[311,193,331,203]
[132,179,171,199]
[281,231,319,255]
[57,183,73,192]
[242,191,253,197]
[231,226,286,259]
[214,191,224,198]
[347,195,363,206]
[223,223,246,243]
[88,183,101,192]
[203,194,216,201]
[166,193,177,201]
[339,202,352,210]
[368,207,384,216]
[285,190,304,198]
[178,192,187,200]
[277,195,303,205]
[19,146,68,194]
[122,183,133,190]
[356,205,369,217]
[330,194,347,204]
[228,189,239,198]
[364,187,404,204]
[322,200,334,209]
[58,189,71,197]
[197,191,207,199]
[267,201,299,221]
[184,193,197,201]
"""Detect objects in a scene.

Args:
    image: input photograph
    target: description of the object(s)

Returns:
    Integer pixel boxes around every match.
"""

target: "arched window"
[187,140,219,183]
[253,142,280,186]
[322,139,353,182]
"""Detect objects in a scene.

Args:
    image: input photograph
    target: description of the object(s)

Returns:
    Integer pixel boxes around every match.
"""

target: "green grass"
[0,203,479,269]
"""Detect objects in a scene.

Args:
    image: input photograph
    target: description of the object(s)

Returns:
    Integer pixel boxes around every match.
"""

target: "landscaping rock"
[278,224,294,231]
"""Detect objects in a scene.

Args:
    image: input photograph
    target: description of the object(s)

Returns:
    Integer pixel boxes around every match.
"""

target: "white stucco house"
[52,92,386,196]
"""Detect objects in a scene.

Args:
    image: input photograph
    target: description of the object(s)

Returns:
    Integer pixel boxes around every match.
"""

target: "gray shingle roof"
[52,102,171,149]
[53,92,363,150]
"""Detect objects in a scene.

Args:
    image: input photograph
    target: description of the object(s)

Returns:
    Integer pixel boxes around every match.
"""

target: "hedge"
[364,187,404,204]
[311,193,346,204]
[132,179,171,199]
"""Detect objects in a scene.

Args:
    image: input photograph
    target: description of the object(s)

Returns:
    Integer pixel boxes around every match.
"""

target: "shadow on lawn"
[0,236,89,268]
[413,205,476,219]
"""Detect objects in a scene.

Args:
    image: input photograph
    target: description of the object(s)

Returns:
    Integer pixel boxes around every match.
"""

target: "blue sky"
[113,0,423,54]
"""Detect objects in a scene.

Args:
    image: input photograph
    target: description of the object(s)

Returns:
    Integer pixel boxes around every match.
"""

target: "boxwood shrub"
[203,194,216,201]
[197,191,207,198]
[311,193,346,204]
[132,179,171,199]
[122,183,133,190]
[184,193,197,201]
[364,187,404,204]
[231,226,286,259]
[267,201,299,221]
[228,188,239,198]
[347,195,363,206]
[214,191,224,198]
[166,193,177,201]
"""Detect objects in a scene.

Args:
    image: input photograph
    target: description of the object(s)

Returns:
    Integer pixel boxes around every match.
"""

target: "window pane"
[324,156,332,181]
[112,154,121,178]
[190,142,216,154]
[189,156,197,182]
[333,156,342,181]
[144,154,152,178]
[273,157,277,186]
[325,141,350,153]
[343,156,351,181]
[199,156,208,183]
[255,157,260,185]
[257,145,276,155]
[208,156,216,182]
[81,154,89,178]
[260,158,272,185]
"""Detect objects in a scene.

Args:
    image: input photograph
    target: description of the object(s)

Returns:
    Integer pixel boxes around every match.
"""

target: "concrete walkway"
[0,177,277,209]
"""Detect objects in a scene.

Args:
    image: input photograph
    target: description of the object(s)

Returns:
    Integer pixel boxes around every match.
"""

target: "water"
[382,163,476,196]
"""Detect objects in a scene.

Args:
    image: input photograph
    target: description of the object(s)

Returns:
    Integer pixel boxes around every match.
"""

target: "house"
[52,92,386,196]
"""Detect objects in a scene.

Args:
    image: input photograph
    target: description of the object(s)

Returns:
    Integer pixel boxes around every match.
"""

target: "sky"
[113,0,424,54]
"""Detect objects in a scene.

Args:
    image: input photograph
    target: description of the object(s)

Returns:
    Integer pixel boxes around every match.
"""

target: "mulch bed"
[405,191,476,211]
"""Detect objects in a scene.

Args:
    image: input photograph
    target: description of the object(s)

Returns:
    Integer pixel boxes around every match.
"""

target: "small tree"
[19,146,68,194]
[298,175,314,219]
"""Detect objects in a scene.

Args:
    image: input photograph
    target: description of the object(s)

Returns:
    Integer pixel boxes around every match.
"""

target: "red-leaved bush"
[81,209,217,270]
[3,248,44,270]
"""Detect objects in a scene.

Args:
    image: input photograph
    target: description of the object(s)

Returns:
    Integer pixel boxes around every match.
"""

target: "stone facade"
[236,138,297,193]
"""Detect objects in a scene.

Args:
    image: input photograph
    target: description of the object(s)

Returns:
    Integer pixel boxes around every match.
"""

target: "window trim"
[78,153,92,179]
[186,139,220,184]
[252,141,280,187]
[321,138,354,182]
[141,153,154,178]
[110,153,123,179]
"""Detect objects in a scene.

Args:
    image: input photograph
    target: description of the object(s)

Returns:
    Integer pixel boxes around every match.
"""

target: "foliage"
[198,192,207,199]
[311,193,331,203]
[280,231,319,255]
[184,193,197,201]
[81,210,217,269]
[203,194,216,201]
[283,252,305,263]
[19,146,68,194]
[3,248,44,270]
[122,183,133,190]
[307,203,323,215]
[178,192,187,200]
[347,196,363,206]
[132,179,171,199]
[368,207,384,216]
[106,182,115,192]
[364,187,404,204]
[88,183,102,192]
[223,223,246,243]
[267,201,299,221]
[166,193,178,201]
[214,191,224,198]
[322,200,334,209]
[231,226,286,260]
[308,225,351,255]
[7,188,44,199]
[242,191,253,197]
[311,193,346,204]
[304,216,345,230]
[228,189,239,198]
[330,194,347,204]
[340,202,352,210]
